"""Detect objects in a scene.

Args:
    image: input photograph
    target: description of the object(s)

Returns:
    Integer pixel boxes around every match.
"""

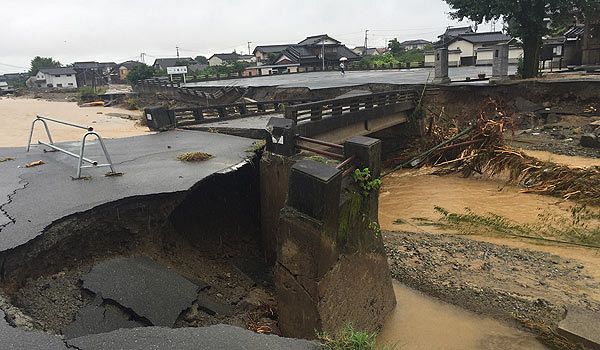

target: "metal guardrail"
[284,89,418,123]
[26,116,115,178]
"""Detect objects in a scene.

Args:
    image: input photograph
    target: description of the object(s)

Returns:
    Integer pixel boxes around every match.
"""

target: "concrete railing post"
[491,43,510,83]
[343,136,382,178]
[433,48,451,84]
[265,117,297,157]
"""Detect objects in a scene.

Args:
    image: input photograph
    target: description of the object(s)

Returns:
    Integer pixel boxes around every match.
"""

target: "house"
[399,40,432,50]
[152,57,196,71]
[475,45,523,65]
[271,34,360,70]
[0,81,10,92]
[243,63,301,77]
[110,61,143,83]
[34,68,78,89]
[72,61,116,87]
[207,53,256,66]
[437,26,473,45]
[253,45,292,65]
[445,32,519,66]
[424,49,462,67]
[352,47,388,56]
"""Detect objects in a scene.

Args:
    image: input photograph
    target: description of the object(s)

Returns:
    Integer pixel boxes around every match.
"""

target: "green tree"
[194,56,208,64]
[29,56,61,76]
[125,64,155,85]
[442,0,600,78]
[387,39,405,56]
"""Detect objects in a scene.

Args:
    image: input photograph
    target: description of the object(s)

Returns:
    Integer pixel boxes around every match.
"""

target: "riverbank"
[0,97,147,147]
[379,150,600,349]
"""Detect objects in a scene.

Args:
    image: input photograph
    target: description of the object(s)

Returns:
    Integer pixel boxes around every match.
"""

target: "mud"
[378,282,548,350]
[384,231,600,349]
[0,97,147,147]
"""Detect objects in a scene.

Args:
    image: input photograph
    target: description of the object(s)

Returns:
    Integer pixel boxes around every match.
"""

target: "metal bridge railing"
[26,116,116,179]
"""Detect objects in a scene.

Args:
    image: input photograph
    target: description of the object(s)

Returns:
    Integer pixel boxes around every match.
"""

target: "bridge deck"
[0,130,254,252]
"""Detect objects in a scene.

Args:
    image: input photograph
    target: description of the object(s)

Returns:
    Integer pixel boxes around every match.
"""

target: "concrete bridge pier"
[260,123,395,339]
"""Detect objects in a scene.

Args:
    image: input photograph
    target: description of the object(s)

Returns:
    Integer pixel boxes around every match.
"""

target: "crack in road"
[0,178,29,233]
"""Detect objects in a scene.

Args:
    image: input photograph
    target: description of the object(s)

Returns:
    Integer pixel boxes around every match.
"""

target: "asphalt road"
[0,130,255,252]
[184,66,518,89]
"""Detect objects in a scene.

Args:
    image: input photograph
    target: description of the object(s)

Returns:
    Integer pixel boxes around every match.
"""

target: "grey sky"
[0,0,477,73]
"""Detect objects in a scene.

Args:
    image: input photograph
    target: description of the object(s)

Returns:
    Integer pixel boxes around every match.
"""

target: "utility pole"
[176,46,180,59]
[364,29,369,55]
[322,38,325,70]
[247,42,253,55]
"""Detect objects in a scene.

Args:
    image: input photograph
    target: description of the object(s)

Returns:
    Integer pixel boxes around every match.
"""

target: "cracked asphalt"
[0,129,255,252]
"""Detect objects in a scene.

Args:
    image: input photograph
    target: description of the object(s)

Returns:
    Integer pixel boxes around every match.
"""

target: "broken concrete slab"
[82,256,199,327]
[62,301,144,339]
[196,292,233,316]
[68,324,321,350]
[558,307,600,350]
[0,310,68,350]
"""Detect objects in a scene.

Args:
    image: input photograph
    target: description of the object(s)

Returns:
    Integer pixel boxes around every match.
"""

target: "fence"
[284,89,418,123]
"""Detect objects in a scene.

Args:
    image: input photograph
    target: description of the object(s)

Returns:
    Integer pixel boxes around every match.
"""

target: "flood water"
[378,282,548,350]
[0,97,146,147]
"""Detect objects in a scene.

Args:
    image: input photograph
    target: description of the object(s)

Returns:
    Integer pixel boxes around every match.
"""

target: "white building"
[208,53,256,66]
[0,81,9,91]
[424,49,462,67]
[35,68,78,89]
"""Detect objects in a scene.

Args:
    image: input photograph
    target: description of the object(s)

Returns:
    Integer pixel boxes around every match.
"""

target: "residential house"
[352,47,388,56]
[541,25,586,69]
[72,61,116,87]
[399,40,432,50]
[437,26,473,45]
[446,32,520,66]
[110,61,143,83]
[271,34,360,70]
[34,68,78,88]
[152,57,196,71]
[253,45,292,65]
[243,63,301,77]
[0,81,10,93]
[424,49,462,67]
[208,53,256,66]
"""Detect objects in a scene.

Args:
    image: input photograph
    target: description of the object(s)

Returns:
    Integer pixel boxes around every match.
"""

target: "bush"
[78,86,101,103]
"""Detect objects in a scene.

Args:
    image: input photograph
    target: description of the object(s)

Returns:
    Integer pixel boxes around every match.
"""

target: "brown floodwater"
[0,97,147,147]
[378,282,549,350]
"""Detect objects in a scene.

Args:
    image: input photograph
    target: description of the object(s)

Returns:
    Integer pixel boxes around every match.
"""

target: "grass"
[400,205,600,248]
[246,140,266,153]
[176,152,213,162]
[318,324,397,350]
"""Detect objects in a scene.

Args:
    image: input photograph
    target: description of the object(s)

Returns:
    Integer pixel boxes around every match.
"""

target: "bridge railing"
[172,98,317,127]
[284,89,418,123]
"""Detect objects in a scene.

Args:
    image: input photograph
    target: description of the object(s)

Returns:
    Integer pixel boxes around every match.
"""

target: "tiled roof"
[455,32,512,44]
[153,57,195,67]
[39,67,77,75]
[297,34,341,46]
[253,45,292,54]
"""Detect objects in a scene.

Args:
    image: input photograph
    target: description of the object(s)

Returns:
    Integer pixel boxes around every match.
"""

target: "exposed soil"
[384,231,600,349]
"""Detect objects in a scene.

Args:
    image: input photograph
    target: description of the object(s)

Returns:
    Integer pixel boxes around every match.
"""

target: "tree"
[29,56,61,76]
[125,64,155,85]
[442,0,600,78]
[388,39,405,56]
[194,56,208,65]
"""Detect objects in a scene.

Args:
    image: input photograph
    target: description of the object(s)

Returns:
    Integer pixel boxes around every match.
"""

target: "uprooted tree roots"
[387,99,600,205]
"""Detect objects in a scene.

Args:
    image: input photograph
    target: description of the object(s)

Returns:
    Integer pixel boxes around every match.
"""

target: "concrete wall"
[509,47,524,64]
[448,40,474,58]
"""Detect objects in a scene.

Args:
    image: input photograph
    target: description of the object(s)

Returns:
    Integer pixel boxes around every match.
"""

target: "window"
[55,75,60,77]
[57,84,63,87]
[47,84,53,87]
[68,83,73,86]
[66,74,72,77]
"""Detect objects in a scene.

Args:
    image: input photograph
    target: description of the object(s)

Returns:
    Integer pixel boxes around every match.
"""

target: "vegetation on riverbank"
[318,324,396,350]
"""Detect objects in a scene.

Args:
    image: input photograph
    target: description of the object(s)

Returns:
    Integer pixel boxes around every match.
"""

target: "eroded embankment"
[0,158,278,338]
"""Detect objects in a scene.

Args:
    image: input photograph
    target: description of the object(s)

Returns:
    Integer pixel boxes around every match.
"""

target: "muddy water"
[0,97,147,147]
[379,168,600,284]
[378,282,549,350]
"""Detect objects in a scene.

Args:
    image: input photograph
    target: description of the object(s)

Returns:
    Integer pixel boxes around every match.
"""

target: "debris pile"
[388,99,600,205]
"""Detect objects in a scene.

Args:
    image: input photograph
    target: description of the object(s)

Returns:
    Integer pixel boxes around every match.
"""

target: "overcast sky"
[0,0,481,73]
